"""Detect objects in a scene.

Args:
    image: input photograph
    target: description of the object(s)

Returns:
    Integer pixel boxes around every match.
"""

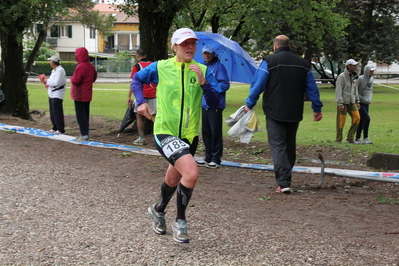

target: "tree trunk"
[0,32,30,119]
[138,6,175,61]
[24,28,47,83]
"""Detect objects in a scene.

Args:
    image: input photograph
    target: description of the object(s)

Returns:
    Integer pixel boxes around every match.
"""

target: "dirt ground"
[1,113,399,265]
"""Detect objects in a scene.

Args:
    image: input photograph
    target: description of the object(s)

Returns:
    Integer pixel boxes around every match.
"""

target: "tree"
[116,0,191,61]
[0,0,115,119]
[173,0,348,64]
[23,41,56,62]
[173,0,264,46]
[338,0,399,73]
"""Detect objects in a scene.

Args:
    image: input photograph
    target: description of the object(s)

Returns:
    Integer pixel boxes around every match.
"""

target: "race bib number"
[161,136,189,158]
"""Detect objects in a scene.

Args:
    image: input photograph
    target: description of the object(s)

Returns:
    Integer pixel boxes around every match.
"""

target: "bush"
[29,61,78,76]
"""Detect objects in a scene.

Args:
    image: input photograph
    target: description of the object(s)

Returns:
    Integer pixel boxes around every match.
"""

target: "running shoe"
[206,162,220,169]
[133,137,146,145]
[196,160,208,167]
[276,186,291,194]
[172,219,190,243]
[147,204,166,235]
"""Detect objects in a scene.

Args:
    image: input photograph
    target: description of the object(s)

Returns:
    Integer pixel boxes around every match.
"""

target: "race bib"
[161,136,189,158]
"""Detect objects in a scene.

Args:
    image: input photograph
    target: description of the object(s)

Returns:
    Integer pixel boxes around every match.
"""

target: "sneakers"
[75,135,89,142]
[48,129,56,134]
[196,160,220,168]
[172,219,190,243]
[147,204,166,235]
[276,186,291,194]
[133,136,146,145]
[362,138,373,144]
[206,162,220,169]
[346,139,360,144]
[196,160,208,167]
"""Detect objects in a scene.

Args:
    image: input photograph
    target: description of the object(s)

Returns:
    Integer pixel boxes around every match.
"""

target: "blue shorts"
[154,134,198,165]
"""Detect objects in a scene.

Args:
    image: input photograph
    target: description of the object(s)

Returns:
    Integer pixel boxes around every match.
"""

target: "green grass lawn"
[26,81,399,155]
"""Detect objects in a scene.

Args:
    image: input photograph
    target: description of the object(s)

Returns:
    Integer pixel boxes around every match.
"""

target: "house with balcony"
[36,3,139,64]
[93,4,140,54]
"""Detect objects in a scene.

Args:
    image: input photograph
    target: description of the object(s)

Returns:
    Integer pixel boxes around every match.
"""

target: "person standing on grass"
[39,54,66,134]
[335,59,360,144]
[128,48,156,145]
[356,65,376,144]
[70,47,97,142]
[245,35,323,194]
[196,45,230,169]
[132,28,221,243]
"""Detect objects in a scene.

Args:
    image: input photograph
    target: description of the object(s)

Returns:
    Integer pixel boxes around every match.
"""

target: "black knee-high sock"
[156,182,177,213]
[176,183,193,221]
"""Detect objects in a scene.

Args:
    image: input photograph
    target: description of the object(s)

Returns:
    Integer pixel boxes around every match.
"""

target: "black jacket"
[263,46,311,122]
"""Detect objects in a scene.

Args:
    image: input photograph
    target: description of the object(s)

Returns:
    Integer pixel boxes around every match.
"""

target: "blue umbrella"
[194,31,258,84]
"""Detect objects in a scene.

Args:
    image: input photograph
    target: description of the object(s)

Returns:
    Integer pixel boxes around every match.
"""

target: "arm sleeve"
[70,65,82,86]
[215,63,230,92]
[245,60,268,109]
[305,70,323,113]
[335,75,344,104]
[131,62,158,106]
[46,68,65,90]
[201,68,221,108]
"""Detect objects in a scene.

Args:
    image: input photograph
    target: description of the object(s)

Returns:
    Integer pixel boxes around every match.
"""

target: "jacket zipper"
[178,63,185,138]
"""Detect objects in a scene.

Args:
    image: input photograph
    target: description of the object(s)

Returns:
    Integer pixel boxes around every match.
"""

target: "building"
[93,4,140,54]
[37,3,139,62]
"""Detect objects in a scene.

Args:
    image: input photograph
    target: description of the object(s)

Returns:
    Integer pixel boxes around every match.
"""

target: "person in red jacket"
[128,48,156,145]
[70,47,97,142]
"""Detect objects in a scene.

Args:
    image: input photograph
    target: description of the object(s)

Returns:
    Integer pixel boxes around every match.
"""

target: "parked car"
[311,62,334,83]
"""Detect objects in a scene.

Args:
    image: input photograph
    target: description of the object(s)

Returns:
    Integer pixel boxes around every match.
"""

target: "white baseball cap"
[345,59,359,66]
[171,28,198,46]
[48,54,61,63]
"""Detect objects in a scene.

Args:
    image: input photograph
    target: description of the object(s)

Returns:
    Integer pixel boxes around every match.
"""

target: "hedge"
[29,61,77,76]
[29,60,131,76]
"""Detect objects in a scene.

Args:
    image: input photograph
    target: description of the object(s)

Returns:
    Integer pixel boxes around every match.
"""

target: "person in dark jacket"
[245,35,323,194]
[196,45,230,168]
[70,47,97,142]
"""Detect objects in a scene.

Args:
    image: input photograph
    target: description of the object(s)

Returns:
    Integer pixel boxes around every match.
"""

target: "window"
[60,25,72,38]
[50,25,59,37]
[36,24,44,33]
[90,27,96,39]
[50,25,72,38]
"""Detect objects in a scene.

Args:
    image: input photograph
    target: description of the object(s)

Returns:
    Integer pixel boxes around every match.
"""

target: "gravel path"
[1,131,399,265]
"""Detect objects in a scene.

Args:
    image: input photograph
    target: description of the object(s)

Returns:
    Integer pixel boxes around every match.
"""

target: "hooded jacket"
[335,67,359,105]
[70,47,97,102]
[356,65,374,105]
[201,56,230,110]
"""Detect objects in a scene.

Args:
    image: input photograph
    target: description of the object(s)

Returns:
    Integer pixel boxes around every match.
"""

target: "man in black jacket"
[245,35,323,194]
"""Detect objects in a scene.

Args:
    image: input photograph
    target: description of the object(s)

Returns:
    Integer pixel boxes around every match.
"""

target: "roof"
[93,4,119,14]
[93,4,139,24]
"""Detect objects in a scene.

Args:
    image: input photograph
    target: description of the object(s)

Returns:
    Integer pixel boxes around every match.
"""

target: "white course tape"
[0,123,159,156]
[1,123,399,183]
